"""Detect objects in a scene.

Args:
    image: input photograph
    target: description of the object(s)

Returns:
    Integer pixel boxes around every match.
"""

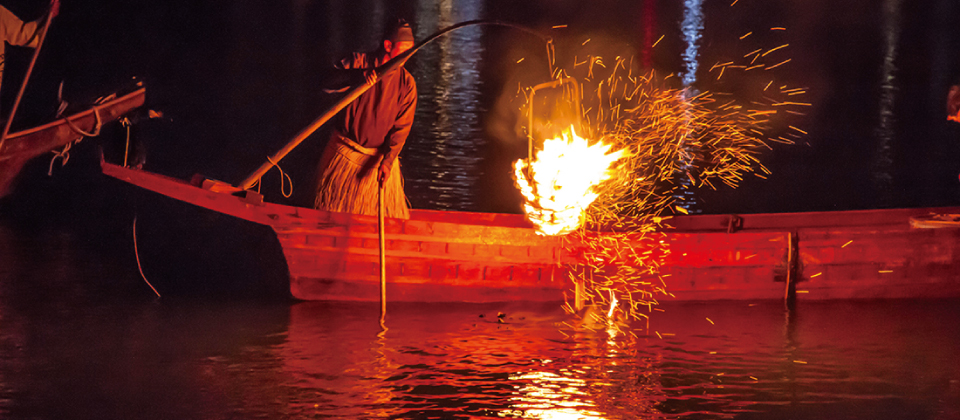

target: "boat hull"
[101,162,960,303]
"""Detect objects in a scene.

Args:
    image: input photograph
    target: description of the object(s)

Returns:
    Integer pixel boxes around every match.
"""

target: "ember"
[513,43,808,320]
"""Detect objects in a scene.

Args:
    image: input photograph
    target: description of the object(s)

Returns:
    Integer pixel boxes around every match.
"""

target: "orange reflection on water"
[505,370,607,419]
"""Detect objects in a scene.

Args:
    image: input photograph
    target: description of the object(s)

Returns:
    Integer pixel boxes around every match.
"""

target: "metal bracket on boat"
[199,177,240,193]
[726,214,743,233]
[526,77,582,163]
[197,177,263,204]
[237,190,263,205]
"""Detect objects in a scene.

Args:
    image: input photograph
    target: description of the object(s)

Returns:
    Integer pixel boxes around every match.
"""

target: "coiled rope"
[47,108,104,175]
[250,156,294,198]
[64,107,102,137]
[47,142,71,176]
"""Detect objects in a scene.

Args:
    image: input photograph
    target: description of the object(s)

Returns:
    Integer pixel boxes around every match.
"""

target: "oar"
[378,177,387,330]
[0,2,58,154]
[237,20,551,191]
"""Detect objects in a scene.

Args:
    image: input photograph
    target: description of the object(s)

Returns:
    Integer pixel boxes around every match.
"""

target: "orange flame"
[514,126,627,236]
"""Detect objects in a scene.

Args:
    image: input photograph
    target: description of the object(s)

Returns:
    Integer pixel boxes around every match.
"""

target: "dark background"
[2,0,960,221]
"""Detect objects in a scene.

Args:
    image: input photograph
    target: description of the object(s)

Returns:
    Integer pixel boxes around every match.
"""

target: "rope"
[64,107,102,137]
[47,142,71,176]
[266,156,293,198]
[121,117,131,167]
[46,108,105,175]
[133,214,161,298]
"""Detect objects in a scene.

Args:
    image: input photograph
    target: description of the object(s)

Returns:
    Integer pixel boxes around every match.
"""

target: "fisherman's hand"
[50,0,60,18]
[364,69,377,86]
[378,161,391,183]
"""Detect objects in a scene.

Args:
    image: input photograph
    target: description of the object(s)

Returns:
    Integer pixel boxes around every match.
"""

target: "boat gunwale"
[0,87,147,159]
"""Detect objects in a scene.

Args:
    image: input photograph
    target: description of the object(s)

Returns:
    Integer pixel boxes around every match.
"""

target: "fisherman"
[948,80,960,124]
[314,19,417,218]
[0,0,60,112]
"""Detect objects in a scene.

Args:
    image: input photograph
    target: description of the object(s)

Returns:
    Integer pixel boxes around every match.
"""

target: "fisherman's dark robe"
[314,51,417,218]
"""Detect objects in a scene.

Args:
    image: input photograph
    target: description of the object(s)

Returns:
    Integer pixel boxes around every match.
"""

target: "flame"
[514,126,627,236]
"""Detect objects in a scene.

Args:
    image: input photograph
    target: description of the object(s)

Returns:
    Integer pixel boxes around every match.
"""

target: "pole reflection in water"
[872,0,902,207]
[674,0,705,215]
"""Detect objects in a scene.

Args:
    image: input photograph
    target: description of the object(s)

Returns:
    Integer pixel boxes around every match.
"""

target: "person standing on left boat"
[314,19,417,218]
[948,79,960,124]
[0,0,60,108]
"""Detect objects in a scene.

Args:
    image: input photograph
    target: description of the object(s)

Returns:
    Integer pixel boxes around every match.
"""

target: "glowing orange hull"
[102,161,960,303]
[660,209,960,301]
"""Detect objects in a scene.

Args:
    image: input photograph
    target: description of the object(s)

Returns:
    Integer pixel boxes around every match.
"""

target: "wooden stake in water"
[784,231,797,310]
[378,178,387,329]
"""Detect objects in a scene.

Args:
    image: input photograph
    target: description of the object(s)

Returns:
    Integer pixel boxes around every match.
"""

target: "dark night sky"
[2,0,960,219]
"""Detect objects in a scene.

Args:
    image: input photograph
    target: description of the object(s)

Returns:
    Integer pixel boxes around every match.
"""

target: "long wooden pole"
[378,178,387,328]
[0,5,56,154]
[238,51,414,191]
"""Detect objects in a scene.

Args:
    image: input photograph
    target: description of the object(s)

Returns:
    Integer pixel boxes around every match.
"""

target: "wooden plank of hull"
[795,226,960,300]
[276,215,570,302]
[659,231,790,301]
[663,207,960,232]
[289,257,565,302]
[659,211,960,300]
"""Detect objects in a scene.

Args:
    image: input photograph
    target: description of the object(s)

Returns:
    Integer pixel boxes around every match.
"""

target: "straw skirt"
[313,135,410,218]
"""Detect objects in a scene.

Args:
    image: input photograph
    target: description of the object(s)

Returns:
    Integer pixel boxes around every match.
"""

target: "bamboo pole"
[0,3,57,154]
[378,178,387,328]
[237,61,402,191]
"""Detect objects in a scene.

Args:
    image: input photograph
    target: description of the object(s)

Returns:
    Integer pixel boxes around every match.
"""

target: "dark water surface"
[2,228,959,419]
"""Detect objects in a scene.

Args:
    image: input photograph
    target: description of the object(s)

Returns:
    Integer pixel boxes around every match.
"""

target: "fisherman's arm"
[323,53,377,93]
[1,0,58,48]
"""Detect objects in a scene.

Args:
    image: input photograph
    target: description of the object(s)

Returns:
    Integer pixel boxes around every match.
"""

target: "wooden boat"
[101,160,960,303]
[0,86,147,197]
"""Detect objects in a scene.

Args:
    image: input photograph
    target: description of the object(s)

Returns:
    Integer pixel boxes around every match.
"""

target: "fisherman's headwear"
[388,19,414,43]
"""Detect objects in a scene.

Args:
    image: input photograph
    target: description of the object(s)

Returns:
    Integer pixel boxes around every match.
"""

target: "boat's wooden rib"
[101,160,960,303]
